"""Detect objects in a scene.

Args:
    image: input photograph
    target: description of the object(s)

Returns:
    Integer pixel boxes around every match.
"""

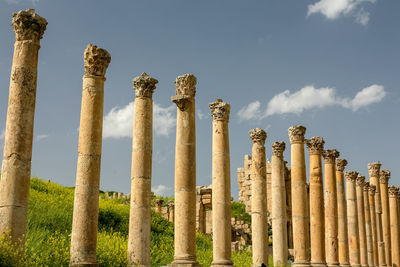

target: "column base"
[311,262,327,267]
[69,263,98,267]
[350,265,361,267]
[339,263,350,267]
[327,263,340,267]
[293,262,312,267]
[211,259,234,267]
[168,260,203,267]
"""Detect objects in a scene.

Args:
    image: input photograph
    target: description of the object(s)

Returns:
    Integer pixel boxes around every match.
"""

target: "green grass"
[0,177,252,266]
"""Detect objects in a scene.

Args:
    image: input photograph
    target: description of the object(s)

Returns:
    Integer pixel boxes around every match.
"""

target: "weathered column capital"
[168,201,174,208]
[84,44,111,77]
[12,9,47,42]
[133,72,158,98]
[171,73,197,111]
[209,98,230,121]
[288,125,306,144]
[356,174,366,186]
[335,158,347,172]
[368,162,381,177]
[155,199,164,205]
[271,141,285,158]
[388,186,399,198]
[364,181,370,192]
[249,128,267,145]
[345,170,359,182]
[368,184,376,195]
[379,169,390,184]
[305,136,325,155]
[322,149,340,163]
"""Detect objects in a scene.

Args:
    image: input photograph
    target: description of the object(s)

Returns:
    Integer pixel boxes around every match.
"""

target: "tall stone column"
[322,149,340,267]
[345,170,360,267]
[168,201,175,223]
[306,137,326,267]
[355,175,368,267]
[368,185,379,267]
[169,74,201,267]
[363,182,374,267]
[250,128,268,267]
[368,163,386,267]
[288,125,310,267]
[388,186,400,267]
[379,170,391,266]
[209,99,233,267]
[336,159,350,267]
[70,44,111,266]
[0,9,47,247]
[271,141,288,267]
[127,73,158,266]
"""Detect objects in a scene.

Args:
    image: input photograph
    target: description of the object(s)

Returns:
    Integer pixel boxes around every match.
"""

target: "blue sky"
[0,0,399,197]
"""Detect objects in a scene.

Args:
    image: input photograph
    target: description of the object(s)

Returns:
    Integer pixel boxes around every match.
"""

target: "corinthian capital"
[345,170,358,182]
[322,149,340,164]
[356,174,365,186]
[272,141,285,158]
[364,182,370,192]
[133,73,158,98]
[335,158,347,172]
[388,186,399,198]
[305,137,325,155]
[369,184,376,195]
[84,44,111,77]
[379,169,390,184]
[12,9,47,42]
[171,74,197,111]
[209,99,230,121]
[249,128,267,145]
[368,162,381,178]
[288,125,306,144]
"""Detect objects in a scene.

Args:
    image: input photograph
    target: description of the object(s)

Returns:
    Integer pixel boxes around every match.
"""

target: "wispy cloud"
[103,102,176,139]
[35,134,49,142]
[307,0,376,26]
[4,0,39,4]
[197,109,206,120]
[152,184,173,197]
[0,129,5,140]
[237,84,385,120]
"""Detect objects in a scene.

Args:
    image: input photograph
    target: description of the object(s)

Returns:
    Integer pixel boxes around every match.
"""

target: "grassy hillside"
[0,178,252,266]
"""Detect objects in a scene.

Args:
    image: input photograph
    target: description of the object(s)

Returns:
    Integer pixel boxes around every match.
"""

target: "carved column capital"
[305,136,325,155]
[368,162,381,178]
[379,169,390,184]
[288,125,306,144]
[369,184,376,195]
[171,74,197,111]
[271,141,285,158]
[12,9,47,42]
[132,72,158,98]
[84,44,111,77]
[345,170,359,182]
[155,199,164,205]
[388,186,399,198]
[167,201,175,208]
[209,99,230,121]
[356,174,365,186]
[322,149,340,164]
[335,158,348,172]
[364,181,370,192]
[249,128,267,145]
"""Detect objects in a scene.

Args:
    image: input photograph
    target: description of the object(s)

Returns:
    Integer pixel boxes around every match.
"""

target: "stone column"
[368,163,386,267]
[271,141,288,267]
[155,199,164,213]
[0,9,47,246]
[169,74,201,267]
[355,175,368,267]
[336,159,350,267]
[288,125,310,267]
[379,170,391,266]
[209,99,233,267]
[388,186,400,267]
[345,170,360,267]
[168,201,175,223]
[322,149,340,267]
[70,44,111,266]
[128,72,158,267]
[368,185,379,267]
[306,137,326,267]
[250,128,268,267]
[363,182,374,267]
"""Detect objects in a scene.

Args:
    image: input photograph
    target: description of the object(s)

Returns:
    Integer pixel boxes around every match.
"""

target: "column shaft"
[356,176,367,267]
[388,187,400,267]
[288,126,310,267]
[271,142,288,267]
[379,170,391,266]
[363,184,374,267]
[368,186,379,267]
[345,171,360,267]
[0,9,47,247]
[70,44,111,266]
[210,99,233,267]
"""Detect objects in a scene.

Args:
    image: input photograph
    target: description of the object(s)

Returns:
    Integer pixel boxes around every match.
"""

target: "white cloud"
[238,84,385,120]
[307,0,376,25]
[5,0,39,4]
[103,102,176,139]
[197,109,206,120]
[152,184,173,197]
[35,134,49,142]
[0,129,5,140]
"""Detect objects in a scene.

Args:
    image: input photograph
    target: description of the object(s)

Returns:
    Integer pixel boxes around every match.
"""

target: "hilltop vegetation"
[0,178,252,266]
